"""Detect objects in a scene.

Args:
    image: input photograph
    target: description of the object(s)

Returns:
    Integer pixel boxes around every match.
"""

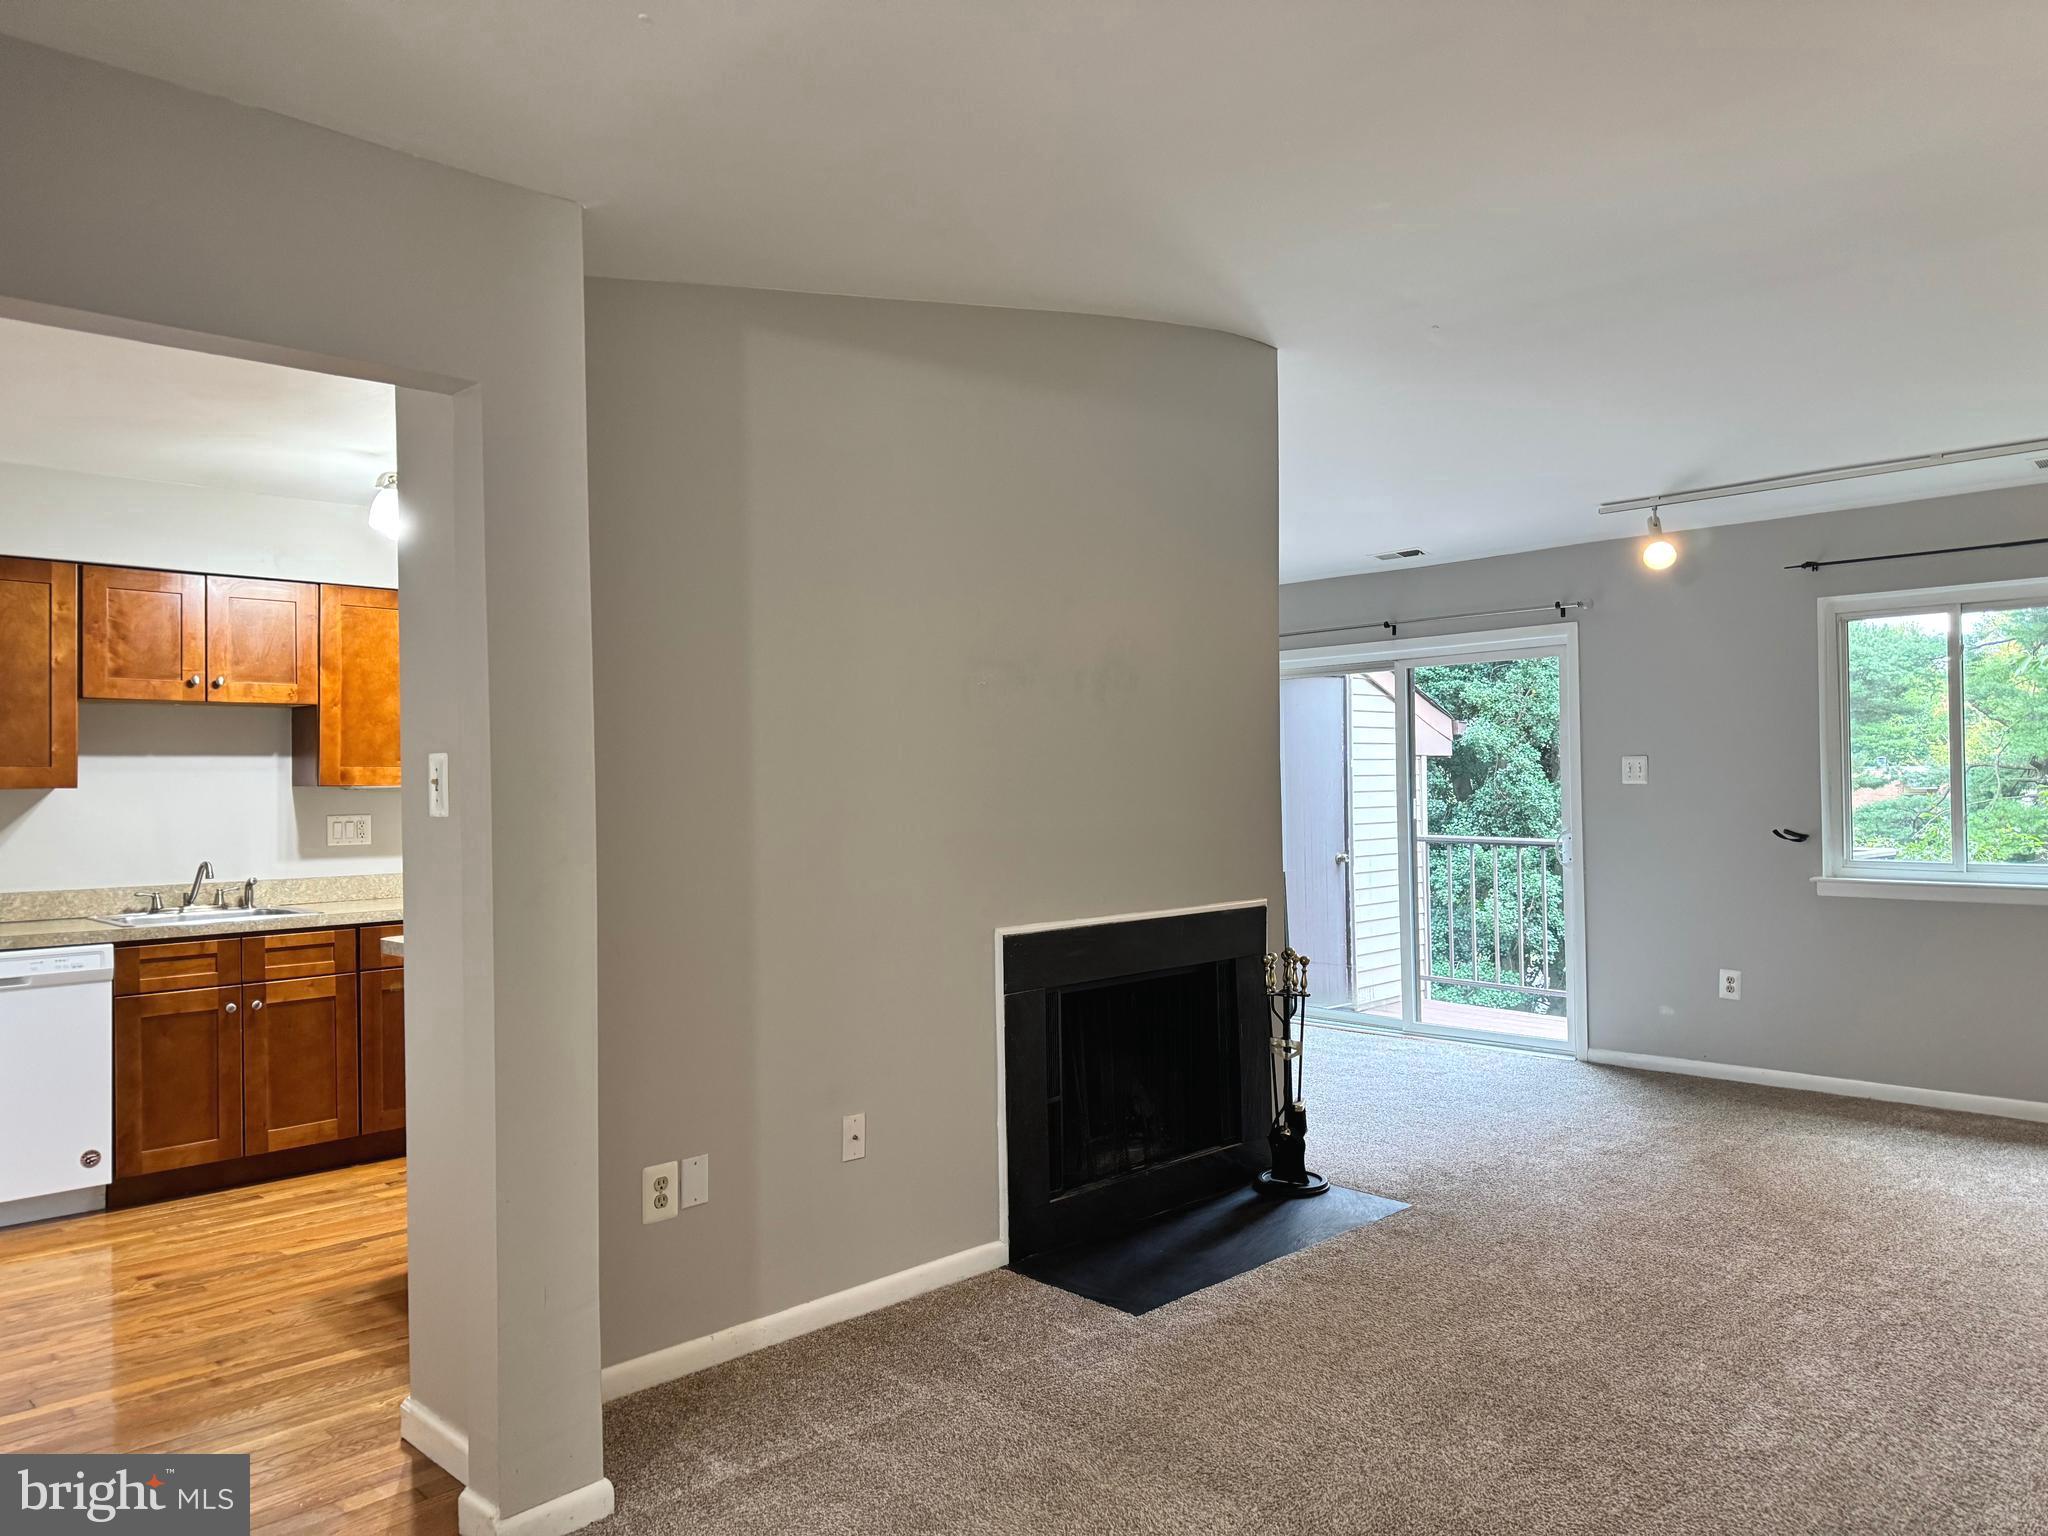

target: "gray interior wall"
[0,37,605,1525]
[1281,483,2048,1104]
[586,279,1281,1365]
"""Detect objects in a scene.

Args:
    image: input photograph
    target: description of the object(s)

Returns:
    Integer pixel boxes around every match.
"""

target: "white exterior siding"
[1347,673,1403,1012]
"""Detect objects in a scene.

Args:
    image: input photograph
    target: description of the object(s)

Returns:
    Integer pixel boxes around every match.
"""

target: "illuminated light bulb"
[1641,509,1677,571]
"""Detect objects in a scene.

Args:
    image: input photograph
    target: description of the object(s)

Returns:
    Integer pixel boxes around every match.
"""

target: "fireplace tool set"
[1255,946,1329,1199]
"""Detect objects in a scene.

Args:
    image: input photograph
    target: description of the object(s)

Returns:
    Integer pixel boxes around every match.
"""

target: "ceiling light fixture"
[367,471,403,540]
[1641,509,1678,571]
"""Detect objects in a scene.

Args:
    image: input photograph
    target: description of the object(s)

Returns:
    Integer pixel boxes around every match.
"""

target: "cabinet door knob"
[211,675,225,689]
[250,998,264,1011]
[224,1001,238,1014]
[185,673,201,688]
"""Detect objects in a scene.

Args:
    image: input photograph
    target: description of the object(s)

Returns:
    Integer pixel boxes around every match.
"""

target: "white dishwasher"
[0,944,114,1226]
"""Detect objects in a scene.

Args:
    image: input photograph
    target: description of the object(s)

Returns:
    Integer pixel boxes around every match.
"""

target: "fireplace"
[1003,905,1269,1261]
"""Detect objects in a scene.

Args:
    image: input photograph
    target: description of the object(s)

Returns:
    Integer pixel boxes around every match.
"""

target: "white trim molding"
[457,1478,615,1536]
[398,1395,469,1484]
[600,1240,1007,1403]
[1814,875,2048,906]
[1586,1049,2048,1125]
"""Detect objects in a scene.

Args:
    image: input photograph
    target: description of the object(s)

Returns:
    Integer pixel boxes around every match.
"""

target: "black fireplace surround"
[1003,906,1270,1262]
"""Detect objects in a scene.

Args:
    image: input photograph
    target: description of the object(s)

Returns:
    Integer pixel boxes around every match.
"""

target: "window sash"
[1825,582,2048,887]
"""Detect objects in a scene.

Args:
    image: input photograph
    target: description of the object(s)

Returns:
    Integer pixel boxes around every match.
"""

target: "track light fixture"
[1641,509,1677,571]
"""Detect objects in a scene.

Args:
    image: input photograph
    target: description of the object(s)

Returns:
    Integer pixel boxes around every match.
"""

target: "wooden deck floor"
[0,1158,459,1533]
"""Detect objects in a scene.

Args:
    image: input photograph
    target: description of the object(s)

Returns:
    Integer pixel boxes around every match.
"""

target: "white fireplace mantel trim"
[990,898,1272,1256]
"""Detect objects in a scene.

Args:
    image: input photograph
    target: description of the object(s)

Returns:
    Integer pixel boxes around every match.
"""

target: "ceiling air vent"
[1375,548,1427,562]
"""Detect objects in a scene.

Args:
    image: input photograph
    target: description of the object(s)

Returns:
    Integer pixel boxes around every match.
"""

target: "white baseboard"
[1585,1049,2048,1124]
[601,1239,1008,1403]
[457,1478,615,1536]
[398,1394,469,1484]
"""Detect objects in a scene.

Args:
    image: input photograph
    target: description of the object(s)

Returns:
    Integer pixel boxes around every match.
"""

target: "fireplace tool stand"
[1254,947,1329,1199]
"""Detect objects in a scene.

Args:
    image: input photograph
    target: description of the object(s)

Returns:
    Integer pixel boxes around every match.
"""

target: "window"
[1820,580,2048,901]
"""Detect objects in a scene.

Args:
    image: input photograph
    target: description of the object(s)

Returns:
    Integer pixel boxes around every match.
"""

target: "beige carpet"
[603,1030,2048,1533]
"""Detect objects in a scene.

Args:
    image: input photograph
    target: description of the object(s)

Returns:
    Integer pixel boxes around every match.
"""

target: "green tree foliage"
[1847,607,2048,865]
[1413,658,1563,1014]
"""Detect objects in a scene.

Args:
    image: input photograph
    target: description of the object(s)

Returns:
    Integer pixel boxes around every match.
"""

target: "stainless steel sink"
[94,906,313,930]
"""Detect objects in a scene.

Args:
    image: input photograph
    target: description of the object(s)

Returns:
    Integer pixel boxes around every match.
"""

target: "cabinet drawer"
[244,974,359,1154]
[241,928,355,982]
[114,938,242,997]
[359,923,403,970]
[114,986,243,1175]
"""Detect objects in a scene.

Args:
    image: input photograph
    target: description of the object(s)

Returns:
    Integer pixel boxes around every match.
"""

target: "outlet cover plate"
[680,1154,709,1208]
[1718,969,1742,1001]
[842,1113,866,1162]
[326,813,372,847]
[642,1160,679,1224]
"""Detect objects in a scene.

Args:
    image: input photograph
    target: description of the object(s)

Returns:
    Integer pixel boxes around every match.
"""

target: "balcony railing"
[1416,834,1565,1006]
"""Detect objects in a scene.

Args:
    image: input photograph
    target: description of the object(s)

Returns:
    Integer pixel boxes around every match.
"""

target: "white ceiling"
[4,2,2046,580]
[0,316,394,506]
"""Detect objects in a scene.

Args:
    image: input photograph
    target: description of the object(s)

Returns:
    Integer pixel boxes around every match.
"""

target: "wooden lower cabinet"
[114,986,243,1176]
[244,974,360,1155]
[358,967,406,1134]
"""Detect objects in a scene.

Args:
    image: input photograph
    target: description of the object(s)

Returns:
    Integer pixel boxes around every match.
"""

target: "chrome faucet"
[185,861,214,909]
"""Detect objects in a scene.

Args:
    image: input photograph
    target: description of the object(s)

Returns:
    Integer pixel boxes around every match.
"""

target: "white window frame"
[1817,576,2048,905]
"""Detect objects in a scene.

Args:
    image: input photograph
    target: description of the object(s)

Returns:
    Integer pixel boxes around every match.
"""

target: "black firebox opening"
[1048,964,1235,1198]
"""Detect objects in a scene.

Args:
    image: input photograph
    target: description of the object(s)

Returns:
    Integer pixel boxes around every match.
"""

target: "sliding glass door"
[1279,631,1583,1053]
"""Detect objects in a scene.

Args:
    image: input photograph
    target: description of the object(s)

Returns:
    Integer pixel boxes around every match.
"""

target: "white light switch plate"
[680,1154,709,1208]
[642,1160,678,1224]
[1621,755,1649,786]
[427,752,450,817]
[326,813,372,847]
[842,1113,866,1162]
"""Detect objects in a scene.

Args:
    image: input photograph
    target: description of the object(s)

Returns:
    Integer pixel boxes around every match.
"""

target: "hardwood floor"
[0,1159,459,1533]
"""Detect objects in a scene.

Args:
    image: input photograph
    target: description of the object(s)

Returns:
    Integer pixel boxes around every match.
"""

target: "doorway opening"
[1279,627,1586,1055]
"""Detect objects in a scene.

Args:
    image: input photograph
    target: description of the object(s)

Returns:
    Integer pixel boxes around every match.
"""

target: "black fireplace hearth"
[1002,906,1270,1262]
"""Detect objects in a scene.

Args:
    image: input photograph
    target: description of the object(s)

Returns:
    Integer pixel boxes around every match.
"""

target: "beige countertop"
[0,897,403,952]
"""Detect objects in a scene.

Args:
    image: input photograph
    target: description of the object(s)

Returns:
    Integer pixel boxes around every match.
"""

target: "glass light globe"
[367,475,404,540]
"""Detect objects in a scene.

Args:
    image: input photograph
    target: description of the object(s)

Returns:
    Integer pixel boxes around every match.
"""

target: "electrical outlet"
[642,1160,678,1224]
[680,1154,709,1208]
[1718,969,1742,1001]
[1621,755,1649,786]
[326,813,372,847]
[842,1113,866,1162]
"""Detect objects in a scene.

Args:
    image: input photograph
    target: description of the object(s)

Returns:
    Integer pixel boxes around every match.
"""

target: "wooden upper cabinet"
[294,584,399,787]
[0,556,78,789]
[80,565,207,702]
[206,575,318,705]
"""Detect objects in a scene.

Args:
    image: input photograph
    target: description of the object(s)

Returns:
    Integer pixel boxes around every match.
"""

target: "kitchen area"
[0,317,409,1229]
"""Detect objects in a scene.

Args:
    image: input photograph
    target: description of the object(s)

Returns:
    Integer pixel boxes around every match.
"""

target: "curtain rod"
[1598,435,2048,517]
[1787,534,2048,572]
[1279,601,1585,641]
